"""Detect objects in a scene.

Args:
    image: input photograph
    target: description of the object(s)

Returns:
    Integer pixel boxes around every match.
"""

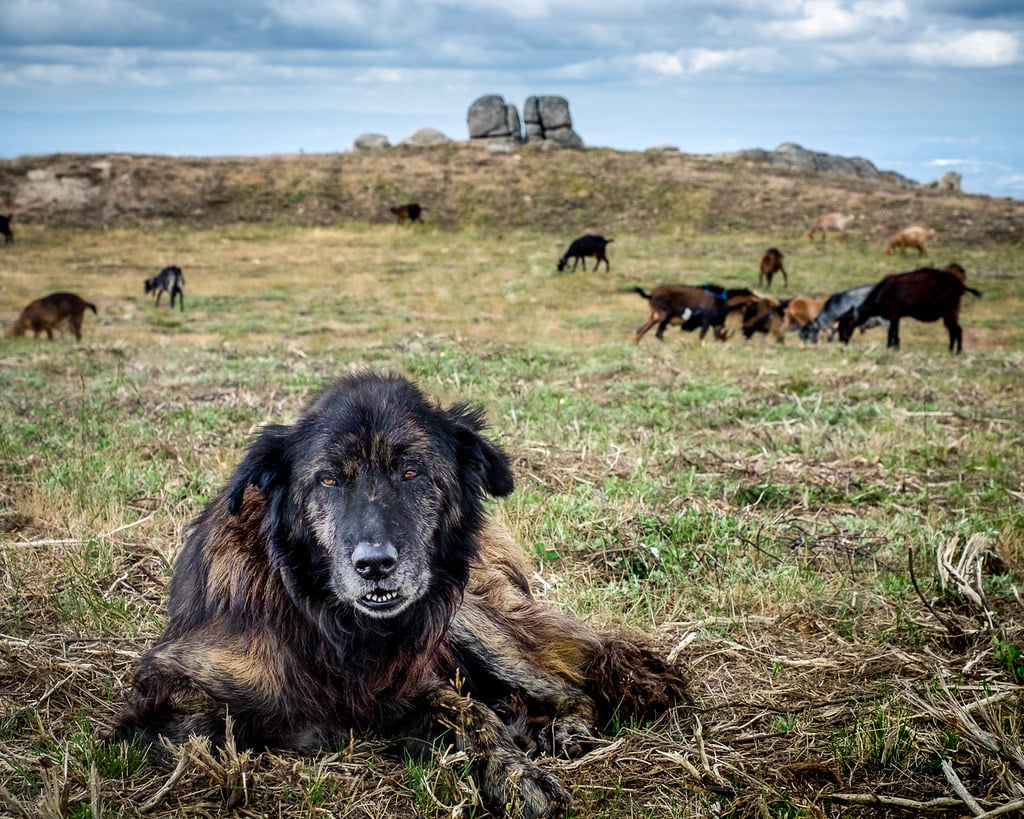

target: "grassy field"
[1,197,1024,818]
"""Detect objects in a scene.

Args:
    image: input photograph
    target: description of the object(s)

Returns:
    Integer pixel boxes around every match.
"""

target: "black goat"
[557,235,612,272]
[145,265,186,311]
[800,284,888,343]
[836,265,980,353]
[0,214,12,244]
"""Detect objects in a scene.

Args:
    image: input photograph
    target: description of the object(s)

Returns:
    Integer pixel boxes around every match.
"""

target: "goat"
[759,247,788,288]
[799,284,889,343]
[884,225,935,257]
[144,265,186,311]
[557,235,612,272]
[727,295,786,343]
[633,283,755,343]
[806,212,851,242]
[836,265,980,353]
[390,203,422,223]
[780,296,825,335]
[5,292,97,341]
[0,214,12,244]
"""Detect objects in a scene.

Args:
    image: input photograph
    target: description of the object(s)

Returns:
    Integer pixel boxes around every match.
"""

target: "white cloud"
[634,51,685,76]
[688,47,778,74]
[907,29,1019,67]
[267,0,368,28]
[353,67,405,84]
[768,0,908,41]
[995,173,1024,193]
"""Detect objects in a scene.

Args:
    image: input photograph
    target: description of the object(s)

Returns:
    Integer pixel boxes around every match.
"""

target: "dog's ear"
[227,424,291,514]
[446,403,514,498]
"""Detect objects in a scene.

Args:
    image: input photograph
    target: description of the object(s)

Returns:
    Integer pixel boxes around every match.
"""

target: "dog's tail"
[585,632,692,727]
[633,286,652,300]
[87,302,98,315]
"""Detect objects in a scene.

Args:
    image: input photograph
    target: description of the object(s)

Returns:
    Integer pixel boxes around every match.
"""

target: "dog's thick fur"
[145,265,185,310]
[109,370,689,818]
[5,292,97,340]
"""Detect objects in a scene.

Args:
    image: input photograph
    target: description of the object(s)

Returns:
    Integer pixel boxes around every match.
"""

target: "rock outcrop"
[467,95,523,143]
[353,133,391,151]
[399,128,452,147]
[467,94,582,148]
[718,142,917,187]
[523,96,583,148]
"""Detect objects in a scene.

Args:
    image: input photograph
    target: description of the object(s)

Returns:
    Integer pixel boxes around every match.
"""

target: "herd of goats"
[556,215,982,354]
[3,209,981,354]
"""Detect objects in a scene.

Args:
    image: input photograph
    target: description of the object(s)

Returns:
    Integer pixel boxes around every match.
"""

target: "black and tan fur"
[5,292,97,340]
[390,203,422,223]
[109,370,689,819]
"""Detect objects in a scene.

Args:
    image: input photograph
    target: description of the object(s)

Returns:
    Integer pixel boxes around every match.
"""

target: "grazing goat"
[759,247,788,288]
[836,265,980,353]
[781,296,825,335]
[799,284,889,343]
[0,214,12,244]
[557,234,612,272]
[806,212,851,242]
[390,203,422,223]
[633,283,755,343]
[884,225,935,257]
[727,295,786,343]
[144,265,185,311]
[6,292,97,341]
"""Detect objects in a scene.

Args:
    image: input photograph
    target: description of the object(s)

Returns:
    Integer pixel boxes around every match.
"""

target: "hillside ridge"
[1,144,1021,244]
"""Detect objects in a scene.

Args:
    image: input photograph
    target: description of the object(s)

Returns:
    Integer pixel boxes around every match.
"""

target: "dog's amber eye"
[320,476,337,487]
[401,470,418,481]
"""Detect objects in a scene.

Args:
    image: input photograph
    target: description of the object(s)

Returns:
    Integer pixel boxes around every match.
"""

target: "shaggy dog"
[109,370,689,818]
[5,292,97,341]
[144,265,185,310]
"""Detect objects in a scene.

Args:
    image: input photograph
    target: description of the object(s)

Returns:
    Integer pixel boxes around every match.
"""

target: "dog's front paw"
[539,714,597,759]
[480,750,570,819]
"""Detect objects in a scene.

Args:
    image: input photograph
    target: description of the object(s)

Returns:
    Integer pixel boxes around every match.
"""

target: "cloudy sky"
[1,1,1022,197]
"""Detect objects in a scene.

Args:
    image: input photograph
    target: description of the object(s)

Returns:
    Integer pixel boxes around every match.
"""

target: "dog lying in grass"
[109,369,690,818]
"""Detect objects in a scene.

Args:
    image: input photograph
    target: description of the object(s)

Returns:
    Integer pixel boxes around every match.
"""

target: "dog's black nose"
[351,542,398,580]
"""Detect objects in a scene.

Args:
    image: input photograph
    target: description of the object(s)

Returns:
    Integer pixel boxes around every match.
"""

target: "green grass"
[0,212,1022,818]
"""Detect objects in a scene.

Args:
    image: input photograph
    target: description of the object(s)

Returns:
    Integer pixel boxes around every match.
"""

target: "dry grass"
[2,149,1024,818]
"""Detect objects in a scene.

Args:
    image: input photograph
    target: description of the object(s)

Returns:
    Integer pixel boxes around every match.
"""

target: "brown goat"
[836,264,980,353]
[390,203,422,223]
[758,247,788,288]
[633,284,755,343]
[6,292,97,341]
[806,212,851,241]
[884,225,935,256]
[781,296,826,334]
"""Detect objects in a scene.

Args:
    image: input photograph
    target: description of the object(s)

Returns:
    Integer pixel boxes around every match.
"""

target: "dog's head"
[225,370,513,621]
[144,277,158,294]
